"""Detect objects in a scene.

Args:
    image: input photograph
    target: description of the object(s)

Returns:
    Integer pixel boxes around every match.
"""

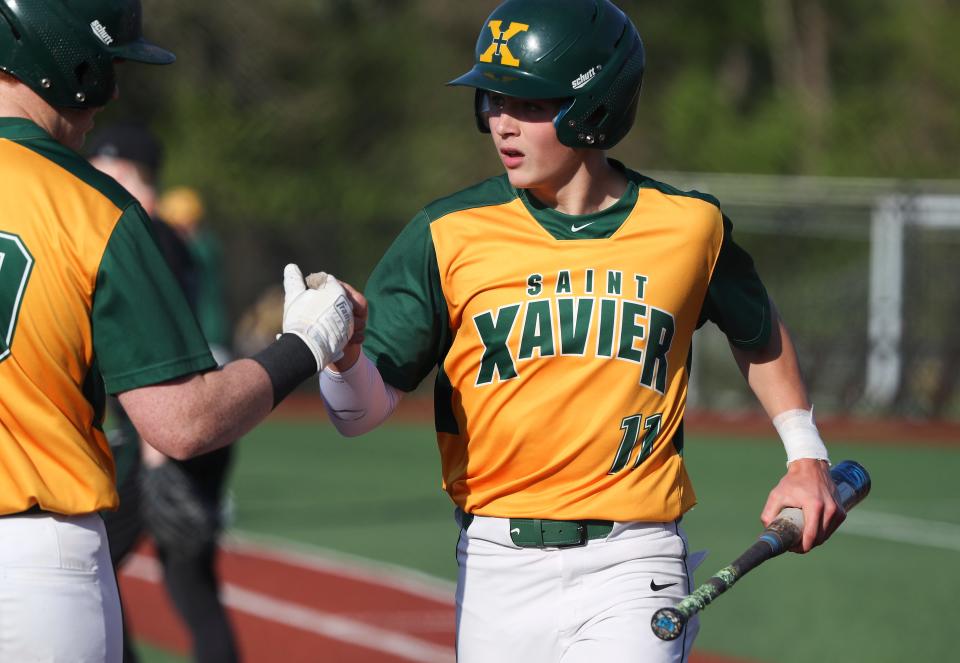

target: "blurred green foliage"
[99,0,960,326]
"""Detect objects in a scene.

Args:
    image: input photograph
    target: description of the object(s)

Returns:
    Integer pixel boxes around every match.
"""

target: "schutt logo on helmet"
[571,65,601,90]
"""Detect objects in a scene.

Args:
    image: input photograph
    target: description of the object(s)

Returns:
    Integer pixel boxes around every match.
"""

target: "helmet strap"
[552,98,575,133]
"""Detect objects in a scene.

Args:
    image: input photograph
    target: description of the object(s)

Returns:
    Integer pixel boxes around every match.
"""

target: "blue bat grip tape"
[759,533,782,554]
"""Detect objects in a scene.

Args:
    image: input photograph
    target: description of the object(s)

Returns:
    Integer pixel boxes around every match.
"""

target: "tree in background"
[99,0,960,416]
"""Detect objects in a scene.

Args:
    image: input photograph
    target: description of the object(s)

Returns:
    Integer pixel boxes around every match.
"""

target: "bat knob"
[651,607,685,641]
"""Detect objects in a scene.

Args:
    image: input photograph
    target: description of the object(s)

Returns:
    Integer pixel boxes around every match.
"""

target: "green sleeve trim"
[94,205,216,394]
[104,353,219,394]
[362,210,451,393]
[699,214,771,349]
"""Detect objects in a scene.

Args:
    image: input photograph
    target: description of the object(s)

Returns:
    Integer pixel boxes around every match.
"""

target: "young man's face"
[484,93,580,191]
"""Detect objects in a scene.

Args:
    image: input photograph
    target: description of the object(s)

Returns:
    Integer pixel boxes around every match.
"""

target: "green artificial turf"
[141,418,959,663]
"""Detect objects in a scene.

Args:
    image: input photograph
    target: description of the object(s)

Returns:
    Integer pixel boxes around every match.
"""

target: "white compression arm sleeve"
[319,352,402,437]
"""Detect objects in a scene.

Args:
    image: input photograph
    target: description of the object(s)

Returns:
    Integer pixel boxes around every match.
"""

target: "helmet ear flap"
[554,32,644,149]
[474,89,491,134]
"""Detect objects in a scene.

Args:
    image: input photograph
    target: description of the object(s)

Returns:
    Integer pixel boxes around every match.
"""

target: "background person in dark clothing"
[89,122,240,663]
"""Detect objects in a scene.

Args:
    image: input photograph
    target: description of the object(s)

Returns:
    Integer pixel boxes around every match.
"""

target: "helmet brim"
[447,66,570,100]
[110,39,176,65]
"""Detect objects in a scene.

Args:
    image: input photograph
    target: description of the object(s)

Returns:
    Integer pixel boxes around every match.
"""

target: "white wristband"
[772,408,829,465]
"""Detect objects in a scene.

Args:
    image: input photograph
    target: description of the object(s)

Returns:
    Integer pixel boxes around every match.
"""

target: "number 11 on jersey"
[608,412,662,474]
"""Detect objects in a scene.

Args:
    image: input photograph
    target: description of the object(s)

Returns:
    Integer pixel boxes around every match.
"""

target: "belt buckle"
[509,518,591,548]
[559,521,586,548]
[542,519,586,548]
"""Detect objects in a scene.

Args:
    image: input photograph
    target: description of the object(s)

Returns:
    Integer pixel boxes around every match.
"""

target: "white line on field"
[223,529,456,602]
[840,509,960,552]
[122,554,456,663]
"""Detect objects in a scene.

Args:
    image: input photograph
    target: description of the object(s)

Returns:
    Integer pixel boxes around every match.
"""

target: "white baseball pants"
[455,512,704,663]
[0,512,122,662]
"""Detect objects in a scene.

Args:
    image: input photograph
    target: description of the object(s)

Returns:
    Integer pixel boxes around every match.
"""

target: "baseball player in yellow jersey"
[318,0,844,661]
[0,2,357,661]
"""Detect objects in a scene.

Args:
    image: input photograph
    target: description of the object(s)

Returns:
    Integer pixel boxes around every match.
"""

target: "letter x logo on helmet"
[449,0,645,150]
[0,0,174,109]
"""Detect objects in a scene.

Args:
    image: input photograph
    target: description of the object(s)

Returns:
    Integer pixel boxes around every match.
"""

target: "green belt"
[460,512,614,548]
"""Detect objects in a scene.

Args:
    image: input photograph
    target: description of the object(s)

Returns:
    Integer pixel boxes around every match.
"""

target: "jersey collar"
[517,159,639,241]
[0,117,53,142]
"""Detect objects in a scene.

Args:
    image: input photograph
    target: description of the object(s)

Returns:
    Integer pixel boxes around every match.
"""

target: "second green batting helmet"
[449,0,645,150]
[0,0,174,109]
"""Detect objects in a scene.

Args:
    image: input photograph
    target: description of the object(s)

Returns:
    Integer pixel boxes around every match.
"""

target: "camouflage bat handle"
[650,460,871,641]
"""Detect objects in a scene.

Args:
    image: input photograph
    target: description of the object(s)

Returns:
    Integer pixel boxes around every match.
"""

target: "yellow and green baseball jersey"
[363,161,769,522]
[0,118,216,516]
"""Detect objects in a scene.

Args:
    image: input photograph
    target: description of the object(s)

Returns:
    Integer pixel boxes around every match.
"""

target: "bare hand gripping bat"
[651,460,871,641]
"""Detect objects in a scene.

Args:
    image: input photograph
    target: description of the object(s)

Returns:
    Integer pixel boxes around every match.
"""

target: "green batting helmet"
[0,0,174,109]
[449,0,645,150]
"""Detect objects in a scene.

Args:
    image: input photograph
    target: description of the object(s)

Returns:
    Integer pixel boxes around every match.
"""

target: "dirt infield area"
[121,536,758,663]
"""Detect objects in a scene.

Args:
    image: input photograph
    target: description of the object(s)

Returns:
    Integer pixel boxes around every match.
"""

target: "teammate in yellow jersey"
[319,0,844,661]
[0,2,357,661]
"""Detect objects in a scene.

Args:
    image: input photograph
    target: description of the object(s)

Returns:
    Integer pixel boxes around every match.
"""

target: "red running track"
[119,535,757,663]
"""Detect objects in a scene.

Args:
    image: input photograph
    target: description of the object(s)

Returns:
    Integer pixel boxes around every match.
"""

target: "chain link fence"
[661,172,960,420]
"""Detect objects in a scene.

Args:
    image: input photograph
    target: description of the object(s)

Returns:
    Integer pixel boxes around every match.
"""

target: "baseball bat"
[650,459,871,641]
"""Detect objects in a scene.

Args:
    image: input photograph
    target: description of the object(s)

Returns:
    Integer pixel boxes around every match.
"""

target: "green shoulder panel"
[622,165,769,349]
[2,119,139,211]
[364,176,516,393]
[94,204,216,394]
[628,169,722,211]
[421,174,517,222]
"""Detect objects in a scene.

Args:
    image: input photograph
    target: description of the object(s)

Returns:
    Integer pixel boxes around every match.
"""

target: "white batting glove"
[282,264,354,371]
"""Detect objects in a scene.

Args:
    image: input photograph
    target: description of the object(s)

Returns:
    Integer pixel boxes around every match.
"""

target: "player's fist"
[307,273,369,371]
[282,264,354,371]
[306,272,368,345]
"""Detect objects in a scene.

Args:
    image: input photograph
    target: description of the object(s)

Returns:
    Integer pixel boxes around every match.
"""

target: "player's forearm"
[730,305,810,418]
[731,302,831,466]
[119,358,275,459]
[733,311,840,549]
[320,352,401,437]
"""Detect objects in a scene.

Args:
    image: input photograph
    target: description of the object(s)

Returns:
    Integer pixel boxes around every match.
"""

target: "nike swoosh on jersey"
[570,221,596,232]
